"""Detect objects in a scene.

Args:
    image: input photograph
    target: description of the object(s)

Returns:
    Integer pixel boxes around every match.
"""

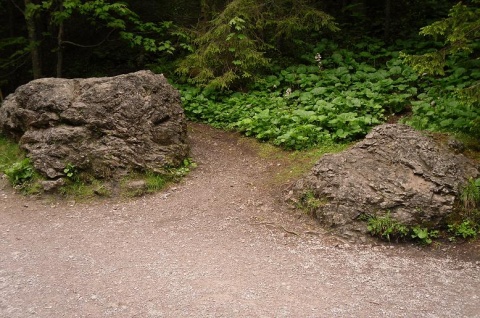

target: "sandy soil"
[1,123,479,317]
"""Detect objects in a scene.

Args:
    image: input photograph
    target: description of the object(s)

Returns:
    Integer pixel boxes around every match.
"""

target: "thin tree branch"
[9,0,24,15]
[60,29,115,48]
[0,54,30,78]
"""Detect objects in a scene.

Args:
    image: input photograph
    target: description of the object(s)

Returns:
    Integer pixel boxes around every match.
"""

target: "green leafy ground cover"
[178,38,480,243]
[180,39,480,150]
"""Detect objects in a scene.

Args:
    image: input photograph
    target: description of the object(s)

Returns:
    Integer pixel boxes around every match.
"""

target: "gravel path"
[1,123,479,317]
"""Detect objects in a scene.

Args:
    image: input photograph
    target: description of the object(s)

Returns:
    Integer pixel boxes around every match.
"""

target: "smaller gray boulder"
[291,124,479,241]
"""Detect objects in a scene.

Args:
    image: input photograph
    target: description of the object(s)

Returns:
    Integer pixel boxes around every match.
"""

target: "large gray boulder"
[0,70,188,179]
[291,124,479,241]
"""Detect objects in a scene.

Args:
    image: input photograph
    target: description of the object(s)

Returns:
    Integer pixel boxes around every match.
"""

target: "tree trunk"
[55,0,64,77]
[7,0,15,37]
[384,0,391,40]
[24,0,42,79]
[56,21,64,77]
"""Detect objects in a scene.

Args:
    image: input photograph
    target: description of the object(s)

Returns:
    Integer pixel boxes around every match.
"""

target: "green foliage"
[363,177,480,244]
[0,135,24,170]
[180,39,424,149]
[448,220,479,240]
[177,0,338,89]
[58,158,196,199]
[1,0,181,93]
[0,134,195,198]
[0,135,42,192]
[460,178,480,210]
[298,190,325,215]
[404,96,480,137]
[411,226,439,245]
[177,0,269,89]
[145,172,167,193]
[403,1,480,75]
[168,158,197,179]
[4,158,34,186]
[59,179,109,199]
[63,163,78,181]
[400,1,480,137]
[365,213,440,244]
[401,1,480,104]
[403,48,480,135]
[43,0,177,54]
[366,212,409,242]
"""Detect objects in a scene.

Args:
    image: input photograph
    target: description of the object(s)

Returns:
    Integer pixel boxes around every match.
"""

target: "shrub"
[366,212,409,242]
[460,178,480,210]
[448,220,478,240]
[4,158,34,186]
[411,226,439,245]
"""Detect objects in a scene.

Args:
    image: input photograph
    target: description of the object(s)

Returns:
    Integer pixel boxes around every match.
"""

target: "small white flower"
[284,88,292,97]
[315,53,322,70]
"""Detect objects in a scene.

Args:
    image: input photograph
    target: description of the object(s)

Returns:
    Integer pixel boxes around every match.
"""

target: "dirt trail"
[1,123,479,317]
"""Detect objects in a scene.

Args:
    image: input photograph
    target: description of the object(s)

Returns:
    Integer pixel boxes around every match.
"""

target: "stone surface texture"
[0,70,188,179]
[291,124,479,241]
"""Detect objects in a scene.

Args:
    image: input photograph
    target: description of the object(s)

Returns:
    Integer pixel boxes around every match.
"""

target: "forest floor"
[1,122,479,317]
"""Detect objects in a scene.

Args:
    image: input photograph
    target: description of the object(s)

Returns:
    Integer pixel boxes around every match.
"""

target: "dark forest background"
[0,0,462,94]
